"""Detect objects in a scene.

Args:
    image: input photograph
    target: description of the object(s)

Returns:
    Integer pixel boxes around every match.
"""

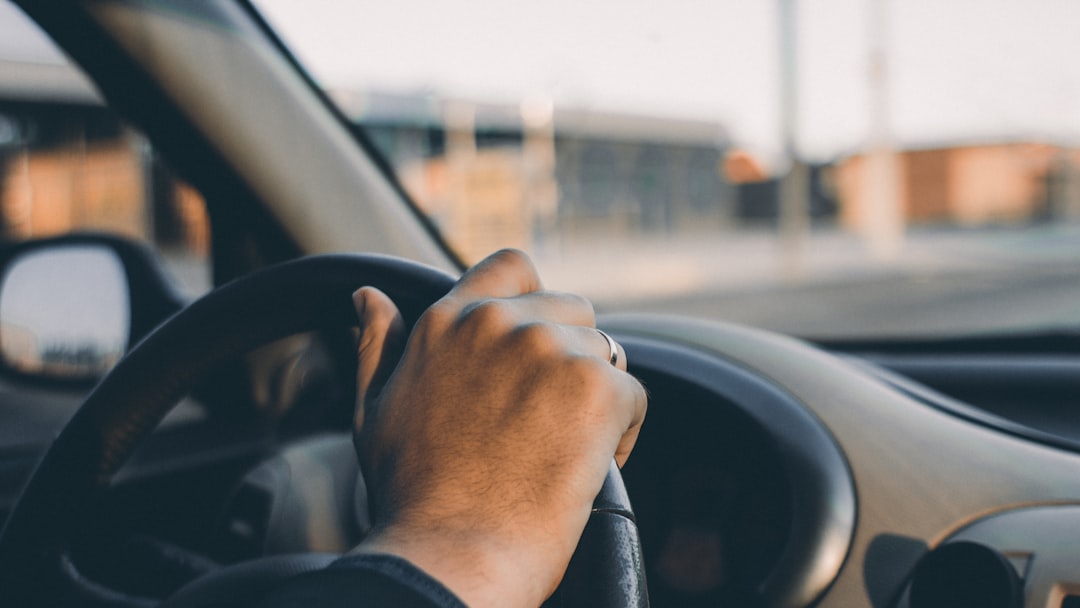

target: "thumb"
[352,286,406,434]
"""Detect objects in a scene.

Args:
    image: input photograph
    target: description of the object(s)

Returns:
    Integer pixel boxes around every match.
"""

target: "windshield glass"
[254,0,1080,340]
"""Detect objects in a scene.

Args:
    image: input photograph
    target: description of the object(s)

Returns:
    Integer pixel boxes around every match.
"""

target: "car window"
[254,0,1080,341]
[0,0,211,297]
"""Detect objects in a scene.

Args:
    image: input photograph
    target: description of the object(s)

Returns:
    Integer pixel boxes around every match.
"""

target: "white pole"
[778,0,809,280]
[863,0,904,259]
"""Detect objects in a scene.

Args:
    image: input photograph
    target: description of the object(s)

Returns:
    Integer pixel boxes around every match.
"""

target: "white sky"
[5,0,1080,163]
[0,247,128,348]
[256,0,1080,164]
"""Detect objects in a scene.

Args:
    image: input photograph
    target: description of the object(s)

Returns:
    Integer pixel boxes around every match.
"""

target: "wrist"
[353,521,571,607]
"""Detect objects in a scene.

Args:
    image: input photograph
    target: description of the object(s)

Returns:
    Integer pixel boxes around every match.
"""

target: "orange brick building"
[835,142,1080,228]
[0,58,208,255]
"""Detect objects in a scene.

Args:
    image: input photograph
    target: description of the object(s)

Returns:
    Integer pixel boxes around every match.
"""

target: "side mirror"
[0,245,129,379]
[0,235,185,385]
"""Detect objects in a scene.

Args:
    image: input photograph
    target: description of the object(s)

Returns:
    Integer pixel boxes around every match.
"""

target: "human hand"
[349,249,647,607]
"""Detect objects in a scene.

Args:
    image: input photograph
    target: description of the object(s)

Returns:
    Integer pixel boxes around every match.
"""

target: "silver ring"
[596,329,619,367]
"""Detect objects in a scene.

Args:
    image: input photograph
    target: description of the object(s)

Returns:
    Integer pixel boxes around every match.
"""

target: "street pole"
[521,97,558,256]
[778,0,809,281]
[863,0,904,259]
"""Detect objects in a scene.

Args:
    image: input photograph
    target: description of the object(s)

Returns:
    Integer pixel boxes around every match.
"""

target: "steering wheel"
[0,254,647,607]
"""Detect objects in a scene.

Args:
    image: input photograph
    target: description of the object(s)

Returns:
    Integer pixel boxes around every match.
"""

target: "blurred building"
[835,142,1080,229]
[0,58,208,254]
[334,91,735,262]
[729,163,838,226]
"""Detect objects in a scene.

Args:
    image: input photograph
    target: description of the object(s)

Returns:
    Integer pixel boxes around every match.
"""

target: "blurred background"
[3,0,1080,338]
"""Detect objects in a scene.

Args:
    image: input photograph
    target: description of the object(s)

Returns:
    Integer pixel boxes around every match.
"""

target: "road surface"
[535,226,1080,339]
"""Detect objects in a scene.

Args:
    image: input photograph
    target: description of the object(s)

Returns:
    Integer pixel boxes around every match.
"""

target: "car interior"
[2,1,1080,607]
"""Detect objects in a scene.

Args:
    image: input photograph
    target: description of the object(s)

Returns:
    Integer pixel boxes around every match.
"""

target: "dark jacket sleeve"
[257,553,468,608]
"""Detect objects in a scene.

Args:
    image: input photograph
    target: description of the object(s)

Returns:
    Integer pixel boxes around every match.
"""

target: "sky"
[5,0,1080,164]
[254,0,1080,165]
[0,246,128,351]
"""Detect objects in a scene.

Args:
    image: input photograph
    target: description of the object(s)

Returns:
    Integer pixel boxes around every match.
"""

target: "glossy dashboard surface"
[605,315,1080,608]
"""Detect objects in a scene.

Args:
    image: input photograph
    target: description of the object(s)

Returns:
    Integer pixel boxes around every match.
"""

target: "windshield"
[254,0,1080,340]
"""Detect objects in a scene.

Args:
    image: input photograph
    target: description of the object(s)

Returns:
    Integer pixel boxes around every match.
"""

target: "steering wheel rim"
[0,253,646,607]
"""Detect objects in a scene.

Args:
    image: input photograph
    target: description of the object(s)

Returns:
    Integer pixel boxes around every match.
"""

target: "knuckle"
[416,300,457,332]
[508,321,563,354]
[490,247,529,266]
[556,291,596,323]
[461,298,517,329]
[563,355,615,395]
[490,248,537,276]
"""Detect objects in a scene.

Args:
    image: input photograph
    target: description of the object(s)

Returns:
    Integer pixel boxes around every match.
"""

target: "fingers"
[451,249,543,299]
[563,325,627,373]
[590,329,645,467]
[569,325,644,466]
[353,286,407,431]
[478,291,596,328]
[613,374,648,467]
[449,250,594,327]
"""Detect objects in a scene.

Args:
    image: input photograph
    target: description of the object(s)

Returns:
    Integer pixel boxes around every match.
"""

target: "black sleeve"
[257,553,468,608]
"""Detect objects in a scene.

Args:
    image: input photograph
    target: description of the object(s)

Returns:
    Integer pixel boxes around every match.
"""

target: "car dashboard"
[606,315,1080,608]
[3,305,1080,607]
